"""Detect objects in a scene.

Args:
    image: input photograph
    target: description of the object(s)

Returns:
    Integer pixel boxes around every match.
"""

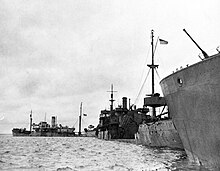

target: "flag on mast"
[159,39,168,44]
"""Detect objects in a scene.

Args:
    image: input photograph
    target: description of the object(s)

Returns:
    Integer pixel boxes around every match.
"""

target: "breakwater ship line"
[97,30,183,150]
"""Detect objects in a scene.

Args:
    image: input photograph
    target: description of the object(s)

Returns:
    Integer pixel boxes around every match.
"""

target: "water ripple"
[0,135,211,171]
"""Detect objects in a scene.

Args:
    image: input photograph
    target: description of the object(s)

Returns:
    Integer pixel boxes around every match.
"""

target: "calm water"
[0,135,209,171]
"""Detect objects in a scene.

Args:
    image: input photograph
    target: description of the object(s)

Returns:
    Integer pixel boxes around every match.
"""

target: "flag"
[83,113,87,116]
[159,39,168,44]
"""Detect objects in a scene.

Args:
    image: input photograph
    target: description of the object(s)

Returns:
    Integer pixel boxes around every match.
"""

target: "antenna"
[183,29,209,59]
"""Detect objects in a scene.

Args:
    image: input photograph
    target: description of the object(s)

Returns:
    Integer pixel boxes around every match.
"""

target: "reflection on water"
[0,135,211,170]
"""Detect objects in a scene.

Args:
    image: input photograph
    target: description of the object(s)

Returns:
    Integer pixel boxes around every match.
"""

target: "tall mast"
[151,30,155,95]
[30,110,32,132]
[147,30,158,117]
[107,84,117,111]
[78,102,82,136]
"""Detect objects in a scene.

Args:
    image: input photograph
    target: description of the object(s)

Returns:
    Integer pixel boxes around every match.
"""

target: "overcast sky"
[0,0,219,134]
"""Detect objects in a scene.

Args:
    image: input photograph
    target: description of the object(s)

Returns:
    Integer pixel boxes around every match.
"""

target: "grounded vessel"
[97,85,149,140]
[160,29,220,167]
[135,30,183,149]
[97,30,183,150]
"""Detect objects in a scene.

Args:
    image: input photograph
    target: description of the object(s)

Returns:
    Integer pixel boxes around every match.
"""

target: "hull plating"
[136,120,183,150]
[160,54,220,167]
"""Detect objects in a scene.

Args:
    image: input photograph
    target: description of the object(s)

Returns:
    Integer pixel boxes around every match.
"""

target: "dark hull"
[12,132,30,136]
[30,132,75,137]
[136,119,184,150]
[12,132,76,137]
[12,128,31,136]
[160,54,220,167]
[12,129,76,137]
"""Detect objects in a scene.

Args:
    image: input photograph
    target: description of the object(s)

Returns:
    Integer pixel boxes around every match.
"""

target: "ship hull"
[12,132,76,137]
[12,128,76,137]
[12,128,31,136]
[160,54,220,167]
[12,132,30,136]
[136,119,184,150]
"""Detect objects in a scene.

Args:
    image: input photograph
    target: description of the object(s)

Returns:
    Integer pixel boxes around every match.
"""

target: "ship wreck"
[97,85,149,141]
[135,30,183,149]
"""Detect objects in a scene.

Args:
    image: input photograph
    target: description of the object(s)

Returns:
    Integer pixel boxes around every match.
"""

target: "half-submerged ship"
[160,29,220,167]
[97,31,183,150]
[135,30,183,150]
[97,85,149,141]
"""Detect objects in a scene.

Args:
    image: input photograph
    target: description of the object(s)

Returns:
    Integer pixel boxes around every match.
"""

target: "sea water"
[0,135,209,171]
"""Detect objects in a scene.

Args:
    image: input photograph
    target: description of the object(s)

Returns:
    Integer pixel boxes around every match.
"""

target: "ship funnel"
[122,97,127,109]
[51,116,56,128]
[183,29,209,59]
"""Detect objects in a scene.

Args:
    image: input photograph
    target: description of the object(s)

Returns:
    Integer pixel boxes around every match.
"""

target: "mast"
[147,30,158,117]
[30,110,32,132]
[78,102,82,136]
[151,30,155,95]
[107,84,117,111]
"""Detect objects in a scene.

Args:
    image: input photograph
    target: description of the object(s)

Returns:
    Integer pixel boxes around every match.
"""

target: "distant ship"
[135,30,183,150]
[160,29,220,167]
[12,111,76,137]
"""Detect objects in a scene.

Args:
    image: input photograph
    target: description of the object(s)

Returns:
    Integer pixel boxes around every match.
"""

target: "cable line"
[155,68,161,80]
[134,68,151,105]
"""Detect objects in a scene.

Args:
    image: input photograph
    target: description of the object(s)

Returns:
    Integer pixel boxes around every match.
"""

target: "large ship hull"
[160,54,220,167]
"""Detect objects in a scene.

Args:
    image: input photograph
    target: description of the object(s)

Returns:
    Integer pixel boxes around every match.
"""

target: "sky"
[0,0,219,134]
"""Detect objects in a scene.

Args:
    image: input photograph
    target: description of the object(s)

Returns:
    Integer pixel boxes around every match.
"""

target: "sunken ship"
[160,29,220,167]
[97,30,183,150]
[136,30,183,149]
[97,85,149,140]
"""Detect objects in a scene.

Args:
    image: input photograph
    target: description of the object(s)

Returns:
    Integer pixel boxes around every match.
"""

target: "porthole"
[177,78,183,87]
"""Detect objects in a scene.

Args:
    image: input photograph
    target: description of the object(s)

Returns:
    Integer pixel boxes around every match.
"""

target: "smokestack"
[122,97,127,109]
[51,116,56,128]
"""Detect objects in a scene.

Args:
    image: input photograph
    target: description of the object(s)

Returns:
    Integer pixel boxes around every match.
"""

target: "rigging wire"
[134,68,151,105]
[133,44,151,107]
[140,45,151,82]
[133,35,160,106]
[73,118,78,127]
[155,68,161,80]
